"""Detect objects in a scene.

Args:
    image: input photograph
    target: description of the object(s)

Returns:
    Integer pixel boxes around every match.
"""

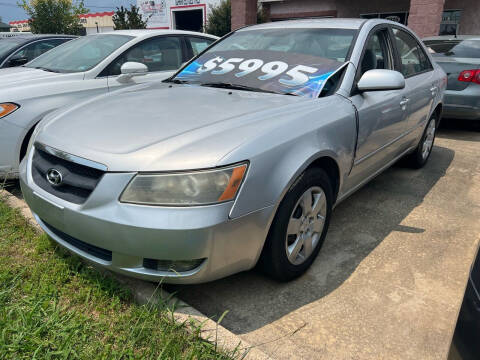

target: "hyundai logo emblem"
[46,168,63,186]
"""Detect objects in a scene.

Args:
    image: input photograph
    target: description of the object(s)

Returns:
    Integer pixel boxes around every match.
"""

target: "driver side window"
[359,29,392,78]
[103,36,183,76]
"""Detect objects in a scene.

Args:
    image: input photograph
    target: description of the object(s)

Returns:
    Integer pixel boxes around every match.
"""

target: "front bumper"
[0,118,25,179]
[19,152,274,284]
[443,89,480,120]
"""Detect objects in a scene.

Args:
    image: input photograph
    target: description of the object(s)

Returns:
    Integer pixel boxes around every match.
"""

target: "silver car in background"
[0,30,217,178]
[21,19,445,284]
[424,36,480,120]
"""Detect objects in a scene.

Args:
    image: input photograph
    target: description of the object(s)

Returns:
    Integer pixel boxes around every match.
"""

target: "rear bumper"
[443,89,480,120]
[19,151,274,284]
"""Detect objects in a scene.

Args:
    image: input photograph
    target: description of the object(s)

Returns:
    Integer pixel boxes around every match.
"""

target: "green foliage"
[0,200,234,359]
[205,0,231,37]
[18,0,89,35]
[206,0,266,37]
[113,5,147,30]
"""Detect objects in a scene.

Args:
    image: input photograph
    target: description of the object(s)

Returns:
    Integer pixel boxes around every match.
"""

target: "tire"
[404,114,437,169]
[259,168,333,281]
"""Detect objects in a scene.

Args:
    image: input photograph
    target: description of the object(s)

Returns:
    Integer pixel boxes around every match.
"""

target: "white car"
[0,30,218,178]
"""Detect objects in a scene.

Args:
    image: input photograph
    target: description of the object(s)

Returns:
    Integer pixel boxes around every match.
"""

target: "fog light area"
[143,258,205,273]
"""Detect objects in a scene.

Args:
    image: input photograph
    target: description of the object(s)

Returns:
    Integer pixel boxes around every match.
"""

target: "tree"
[206,0,266,37]
[113,5,147,30]
[19,0,88,35]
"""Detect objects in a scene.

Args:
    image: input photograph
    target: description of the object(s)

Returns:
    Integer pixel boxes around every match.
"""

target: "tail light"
[458,69,480,84]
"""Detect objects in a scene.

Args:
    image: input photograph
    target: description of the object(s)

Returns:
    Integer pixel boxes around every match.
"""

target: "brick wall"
[408,0,445,37]
[231,0,258,30]
[259,0,480,35]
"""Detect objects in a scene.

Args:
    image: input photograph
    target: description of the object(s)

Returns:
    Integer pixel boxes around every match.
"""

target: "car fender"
[227,94,357,220]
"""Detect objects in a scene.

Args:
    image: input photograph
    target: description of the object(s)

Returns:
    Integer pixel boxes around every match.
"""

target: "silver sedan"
[20,19,446,283]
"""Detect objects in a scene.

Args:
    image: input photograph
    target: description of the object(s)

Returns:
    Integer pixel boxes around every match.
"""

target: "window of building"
[360,12,408,25]
[440,10,462,36]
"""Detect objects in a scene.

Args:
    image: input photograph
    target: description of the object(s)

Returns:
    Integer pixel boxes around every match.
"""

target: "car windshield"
[0,39,23,56]
[172,27,356,98]
[25,34,133,73]
[424,39,480,58]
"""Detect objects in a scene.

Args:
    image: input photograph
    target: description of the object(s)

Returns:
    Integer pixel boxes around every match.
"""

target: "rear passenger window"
[392,28,432,77]
[105,36,183,75]
[187,37,214,56]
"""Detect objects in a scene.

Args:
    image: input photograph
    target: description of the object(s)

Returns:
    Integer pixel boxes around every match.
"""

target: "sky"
[0,0,137,23]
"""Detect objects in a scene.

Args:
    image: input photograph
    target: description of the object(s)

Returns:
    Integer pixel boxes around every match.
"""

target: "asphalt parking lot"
[3,119,479,360]
[167,119,480,359]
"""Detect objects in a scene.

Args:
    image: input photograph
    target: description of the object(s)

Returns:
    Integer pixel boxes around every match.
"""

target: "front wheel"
[404,114,437,169]
[259,168,333,281]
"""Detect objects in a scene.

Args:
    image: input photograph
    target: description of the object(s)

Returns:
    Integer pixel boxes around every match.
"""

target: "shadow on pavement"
[168,145,455,335]
[438,119,480,141]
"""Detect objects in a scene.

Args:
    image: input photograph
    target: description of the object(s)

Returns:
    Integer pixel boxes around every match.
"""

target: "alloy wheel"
[422,120,436,160]
[285,186,327,265]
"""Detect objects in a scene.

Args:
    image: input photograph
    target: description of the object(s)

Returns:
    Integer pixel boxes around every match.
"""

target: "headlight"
[0,103,19,119]
[120,163,248,206]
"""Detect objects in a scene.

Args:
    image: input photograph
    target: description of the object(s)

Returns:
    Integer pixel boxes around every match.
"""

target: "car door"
[348,26,409,183]
[391,27,436,136]
[102,35,189,91]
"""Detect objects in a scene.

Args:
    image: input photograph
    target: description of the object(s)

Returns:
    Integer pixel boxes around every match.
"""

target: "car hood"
[0,66,61,84]
[35,82,313,171]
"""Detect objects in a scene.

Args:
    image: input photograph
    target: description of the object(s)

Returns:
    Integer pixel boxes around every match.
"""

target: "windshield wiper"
[165,78,190,84]
[200,82,277,94]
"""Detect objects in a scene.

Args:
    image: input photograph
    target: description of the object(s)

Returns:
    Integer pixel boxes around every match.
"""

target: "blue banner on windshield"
[175,50,345,98]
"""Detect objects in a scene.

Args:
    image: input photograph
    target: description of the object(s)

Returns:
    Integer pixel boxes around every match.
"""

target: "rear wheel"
[260,168,333,281]
[404,114,437,169]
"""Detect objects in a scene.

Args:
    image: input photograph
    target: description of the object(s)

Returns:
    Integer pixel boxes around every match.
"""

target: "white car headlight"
[120,163,248,206]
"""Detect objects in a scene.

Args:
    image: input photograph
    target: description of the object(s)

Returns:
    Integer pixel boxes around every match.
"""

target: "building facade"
[9,11,114,34]
[79,12,114,35]
[138,0,221,31]
[233,0,480,37]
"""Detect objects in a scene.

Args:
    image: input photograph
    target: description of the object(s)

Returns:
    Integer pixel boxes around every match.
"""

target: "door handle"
[400,98,410,107]
[430,86,437,96]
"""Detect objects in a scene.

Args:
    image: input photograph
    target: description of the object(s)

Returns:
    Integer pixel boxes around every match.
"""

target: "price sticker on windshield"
[175,50,345,98]
[197,57,319,87]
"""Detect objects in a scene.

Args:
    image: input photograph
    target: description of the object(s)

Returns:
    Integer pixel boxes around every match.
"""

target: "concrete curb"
[0,189,271,360]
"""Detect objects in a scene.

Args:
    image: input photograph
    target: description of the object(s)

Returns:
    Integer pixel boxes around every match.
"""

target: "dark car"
[423,36,480,121]
[0,35,76,68]
[448,248,480,359]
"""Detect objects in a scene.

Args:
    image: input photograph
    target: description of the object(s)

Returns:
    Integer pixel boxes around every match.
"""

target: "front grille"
[42,219,112,262]
[32,147,105,204]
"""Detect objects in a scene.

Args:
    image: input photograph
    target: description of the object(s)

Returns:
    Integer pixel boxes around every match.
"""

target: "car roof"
[0,34,76,43]
[103,29,218,39]
[423,35,480,41]
[239,18,368,31]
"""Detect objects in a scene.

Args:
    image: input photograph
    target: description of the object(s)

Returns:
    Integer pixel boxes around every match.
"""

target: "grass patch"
[0,199,234,359]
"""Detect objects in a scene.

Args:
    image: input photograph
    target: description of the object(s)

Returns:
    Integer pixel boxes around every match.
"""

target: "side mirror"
[357,69,405,92]
[118,62,148,83]
[8,56,29,67]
